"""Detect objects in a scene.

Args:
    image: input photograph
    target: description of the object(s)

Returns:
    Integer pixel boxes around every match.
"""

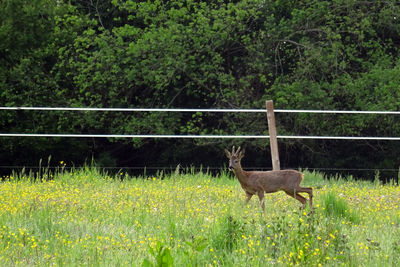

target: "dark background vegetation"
[1,0,400,179]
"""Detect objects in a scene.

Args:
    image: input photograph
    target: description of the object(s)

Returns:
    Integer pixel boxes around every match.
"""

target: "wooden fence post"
[266,100,280,171]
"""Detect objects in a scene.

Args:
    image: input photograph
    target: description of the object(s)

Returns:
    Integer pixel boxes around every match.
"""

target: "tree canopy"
[1,0,400,179]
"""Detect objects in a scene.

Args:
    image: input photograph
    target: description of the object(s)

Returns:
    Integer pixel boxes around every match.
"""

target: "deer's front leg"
[257,191,266,212]
[245,192,253,205]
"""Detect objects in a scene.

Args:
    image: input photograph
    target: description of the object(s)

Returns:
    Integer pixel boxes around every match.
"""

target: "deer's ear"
[224,149,231,158]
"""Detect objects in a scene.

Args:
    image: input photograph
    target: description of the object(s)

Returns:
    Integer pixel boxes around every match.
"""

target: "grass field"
[1,167,400,266]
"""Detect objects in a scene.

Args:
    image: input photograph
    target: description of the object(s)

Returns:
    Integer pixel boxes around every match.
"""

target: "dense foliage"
[1,0,400,178]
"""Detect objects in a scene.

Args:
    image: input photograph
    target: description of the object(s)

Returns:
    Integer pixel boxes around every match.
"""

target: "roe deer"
[225,146,313,211]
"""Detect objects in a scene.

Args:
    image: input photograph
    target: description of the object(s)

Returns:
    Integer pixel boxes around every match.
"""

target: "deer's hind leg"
[297,187,313,207]
[284,190,307,206]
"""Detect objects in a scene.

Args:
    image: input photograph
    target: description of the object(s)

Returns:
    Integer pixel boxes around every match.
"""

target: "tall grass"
[321,192,360,223]
[1,168,400,266]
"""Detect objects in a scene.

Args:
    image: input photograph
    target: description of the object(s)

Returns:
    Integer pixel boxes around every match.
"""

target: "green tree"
[2,0,400,179]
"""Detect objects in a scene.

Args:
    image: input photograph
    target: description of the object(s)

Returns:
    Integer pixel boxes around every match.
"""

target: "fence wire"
[1,106,400,140]
[2,106,400,114]
[1,106,400,174]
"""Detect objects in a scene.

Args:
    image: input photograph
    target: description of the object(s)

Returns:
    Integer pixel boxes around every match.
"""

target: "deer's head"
[224,146,245,171]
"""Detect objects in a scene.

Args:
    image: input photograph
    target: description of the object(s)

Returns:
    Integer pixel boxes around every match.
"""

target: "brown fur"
[225,146,313,211]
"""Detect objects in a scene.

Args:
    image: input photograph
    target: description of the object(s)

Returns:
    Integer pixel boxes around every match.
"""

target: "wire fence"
[1,106,400,174]
[1,106,400,140]
[2,106,400,114]
[0,165,398,172]
[2,133,400,140]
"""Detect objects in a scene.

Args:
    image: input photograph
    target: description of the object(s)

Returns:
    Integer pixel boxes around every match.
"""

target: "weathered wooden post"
[266,100,280,171]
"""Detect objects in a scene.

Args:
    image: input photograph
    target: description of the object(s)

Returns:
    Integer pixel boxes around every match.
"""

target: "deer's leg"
[284,190,307,205]
[257,191,265,212]
[295,193,308,206]
[245,192,253,205]
[297,187,313,207]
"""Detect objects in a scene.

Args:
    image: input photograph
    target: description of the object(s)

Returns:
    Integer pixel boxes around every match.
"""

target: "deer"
[225,146,313,211]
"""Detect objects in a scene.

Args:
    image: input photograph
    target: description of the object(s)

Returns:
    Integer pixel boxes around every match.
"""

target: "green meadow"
[1,168,400,266]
